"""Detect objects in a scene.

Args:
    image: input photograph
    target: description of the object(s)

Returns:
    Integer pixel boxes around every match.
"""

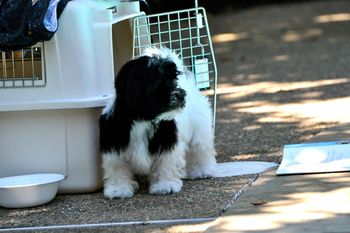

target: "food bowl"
[0,173,65,208]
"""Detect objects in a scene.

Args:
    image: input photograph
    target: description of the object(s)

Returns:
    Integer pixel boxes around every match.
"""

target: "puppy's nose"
[174,88,186,101]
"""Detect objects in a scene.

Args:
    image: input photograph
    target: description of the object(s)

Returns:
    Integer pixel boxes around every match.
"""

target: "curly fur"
[99,47,217,199]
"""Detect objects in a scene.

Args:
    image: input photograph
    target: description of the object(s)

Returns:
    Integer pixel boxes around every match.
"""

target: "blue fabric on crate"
[44,0,61,32]
[0,0,71,51]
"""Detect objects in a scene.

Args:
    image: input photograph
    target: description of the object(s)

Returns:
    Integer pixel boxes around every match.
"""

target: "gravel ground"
[212,0,350,164]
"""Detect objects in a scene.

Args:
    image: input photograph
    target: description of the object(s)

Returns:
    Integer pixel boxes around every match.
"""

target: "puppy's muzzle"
[171,88,186,109]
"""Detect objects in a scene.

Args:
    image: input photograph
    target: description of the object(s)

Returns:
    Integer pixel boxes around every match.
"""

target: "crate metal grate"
[133,7,217,123]
[0,43,46,88]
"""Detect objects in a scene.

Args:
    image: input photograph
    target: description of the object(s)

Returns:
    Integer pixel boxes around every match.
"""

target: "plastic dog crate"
[0,0,144,193]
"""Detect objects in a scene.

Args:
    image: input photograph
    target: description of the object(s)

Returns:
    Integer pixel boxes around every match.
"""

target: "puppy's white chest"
[123,121,154,174]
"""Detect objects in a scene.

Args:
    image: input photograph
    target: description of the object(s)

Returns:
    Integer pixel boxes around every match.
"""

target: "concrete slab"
[206,169,350,233]
[206,122,350,233]
[0,176,255,231]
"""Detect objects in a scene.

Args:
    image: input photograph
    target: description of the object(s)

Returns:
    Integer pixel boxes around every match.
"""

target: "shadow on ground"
[212,0,350,164]
[207,170,350,232]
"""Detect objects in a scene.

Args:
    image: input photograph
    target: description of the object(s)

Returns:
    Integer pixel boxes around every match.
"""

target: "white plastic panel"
[0,0,143,194]
[0,110,67,178]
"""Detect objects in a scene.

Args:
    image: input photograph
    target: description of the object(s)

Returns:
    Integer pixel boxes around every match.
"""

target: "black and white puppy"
[99,47,217,199]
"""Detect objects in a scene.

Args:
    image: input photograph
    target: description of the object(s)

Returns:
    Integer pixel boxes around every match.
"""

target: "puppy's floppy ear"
[115,56,151,110]
[116,56,152,90]
[154,58,180,79]
[149,56,179,78]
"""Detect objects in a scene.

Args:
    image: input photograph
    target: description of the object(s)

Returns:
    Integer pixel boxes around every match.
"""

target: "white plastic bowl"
[0,173,65,208]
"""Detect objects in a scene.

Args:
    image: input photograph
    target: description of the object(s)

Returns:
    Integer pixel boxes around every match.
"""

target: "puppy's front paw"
[149,179,183,195]
[104,181,138,199]
[187,165,218,180]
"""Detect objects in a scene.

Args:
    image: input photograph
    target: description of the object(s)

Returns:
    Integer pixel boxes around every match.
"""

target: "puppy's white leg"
[186,126,217,179]
[149,143,186,195]
[102,152,138,199]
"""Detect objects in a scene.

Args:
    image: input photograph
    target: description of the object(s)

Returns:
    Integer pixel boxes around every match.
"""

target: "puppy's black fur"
[99,55,186,155]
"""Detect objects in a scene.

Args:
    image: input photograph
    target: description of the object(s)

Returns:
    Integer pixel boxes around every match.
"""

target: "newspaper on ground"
[277,140,350,175]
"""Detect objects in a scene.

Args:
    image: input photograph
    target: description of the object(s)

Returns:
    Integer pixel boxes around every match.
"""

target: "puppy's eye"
[175,71,182,76]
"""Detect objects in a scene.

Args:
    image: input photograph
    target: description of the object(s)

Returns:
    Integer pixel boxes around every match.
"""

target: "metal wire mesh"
[133,7,217,123]
[0,43,46,88]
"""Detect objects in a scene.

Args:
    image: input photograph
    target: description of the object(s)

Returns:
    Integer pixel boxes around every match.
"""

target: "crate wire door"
[0,43,46,88]
[132,7,217,125]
